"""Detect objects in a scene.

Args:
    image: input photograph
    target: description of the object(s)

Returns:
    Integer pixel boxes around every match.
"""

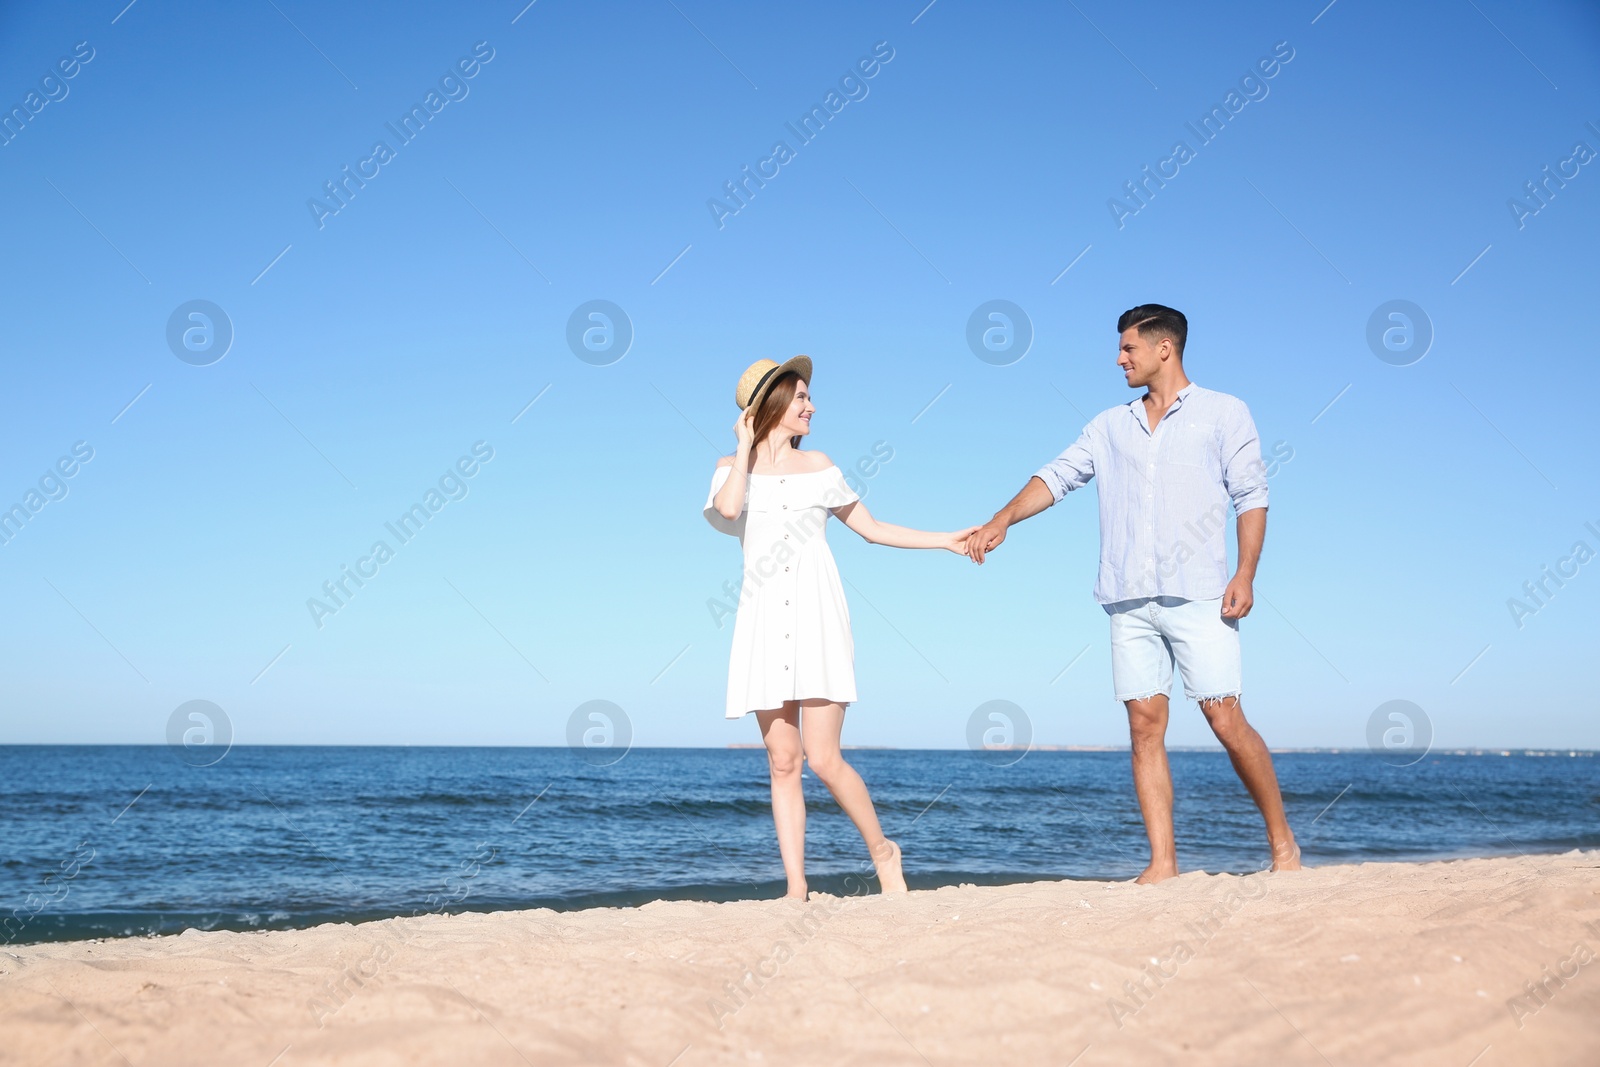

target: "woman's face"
[778,381,814,438]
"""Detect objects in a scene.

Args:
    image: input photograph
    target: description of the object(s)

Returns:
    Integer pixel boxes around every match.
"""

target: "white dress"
[704,464,859,718]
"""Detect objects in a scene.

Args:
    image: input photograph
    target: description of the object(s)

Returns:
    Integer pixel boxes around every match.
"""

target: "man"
[966,304,1300,883]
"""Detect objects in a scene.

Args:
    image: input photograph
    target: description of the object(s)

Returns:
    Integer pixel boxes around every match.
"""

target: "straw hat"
[735,356,812,411]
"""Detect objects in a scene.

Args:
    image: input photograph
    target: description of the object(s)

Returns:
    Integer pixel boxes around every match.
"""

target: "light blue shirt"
[1034,383,1269,605]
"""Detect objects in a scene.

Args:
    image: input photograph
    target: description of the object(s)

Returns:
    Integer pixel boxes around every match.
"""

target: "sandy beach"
[4,852,1597,1066]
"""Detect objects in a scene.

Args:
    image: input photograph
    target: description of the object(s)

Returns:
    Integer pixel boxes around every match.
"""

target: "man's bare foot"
[1270,839,1302,872]
[1134,862,1178,885]
[872,839,907,893]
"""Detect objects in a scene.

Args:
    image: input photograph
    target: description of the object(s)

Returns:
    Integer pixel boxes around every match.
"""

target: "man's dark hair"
[1117,304,1188,356]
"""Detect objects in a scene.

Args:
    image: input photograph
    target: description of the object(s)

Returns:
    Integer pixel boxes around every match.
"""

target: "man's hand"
[966,478,1055,565]
[1221,574,1254,619]
[966,520,1008,564]
[1225,509,1266,619]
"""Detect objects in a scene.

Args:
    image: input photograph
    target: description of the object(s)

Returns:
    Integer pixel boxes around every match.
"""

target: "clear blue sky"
[1,1,1595,750]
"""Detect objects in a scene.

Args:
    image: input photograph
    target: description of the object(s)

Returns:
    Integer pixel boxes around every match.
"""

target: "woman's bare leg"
[757,705,807,899]
[798,700,906,893]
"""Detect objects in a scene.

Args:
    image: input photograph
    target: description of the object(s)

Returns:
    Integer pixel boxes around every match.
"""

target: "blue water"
[2,746,1596,945]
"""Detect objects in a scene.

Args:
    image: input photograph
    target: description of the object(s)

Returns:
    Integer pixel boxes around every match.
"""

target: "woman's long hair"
[750,371,804,453]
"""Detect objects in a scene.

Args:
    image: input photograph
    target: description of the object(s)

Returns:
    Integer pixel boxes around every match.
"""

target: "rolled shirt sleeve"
[1034,423,1097,503]
[1220,398,1269,515]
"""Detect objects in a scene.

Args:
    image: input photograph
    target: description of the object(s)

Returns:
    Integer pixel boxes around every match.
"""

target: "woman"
[704,356,975,900]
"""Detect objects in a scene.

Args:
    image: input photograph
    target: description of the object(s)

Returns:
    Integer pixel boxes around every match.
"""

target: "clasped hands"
[954,520,1006,565]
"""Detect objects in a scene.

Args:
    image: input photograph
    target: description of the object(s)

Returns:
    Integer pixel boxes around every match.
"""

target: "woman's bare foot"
[1271,839,1302,872]
[872,839,907,893]
[1134,862,1178,884]
[784,881,808,901]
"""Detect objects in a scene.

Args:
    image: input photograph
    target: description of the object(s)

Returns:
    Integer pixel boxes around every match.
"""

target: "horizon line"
[0,743,1594,756]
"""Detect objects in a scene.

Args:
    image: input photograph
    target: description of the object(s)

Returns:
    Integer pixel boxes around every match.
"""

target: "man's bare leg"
[1126,695,1179,883]
[1198,696,1300,871]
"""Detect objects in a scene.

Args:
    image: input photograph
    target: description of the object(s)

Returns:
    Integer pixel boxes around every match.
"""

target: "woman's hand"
[733,408,755,451]
[945,526,983,555]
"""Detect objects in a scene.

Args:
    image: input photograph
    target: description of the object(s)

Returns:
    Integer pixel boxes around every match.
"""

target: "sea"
[3,746,1596,945]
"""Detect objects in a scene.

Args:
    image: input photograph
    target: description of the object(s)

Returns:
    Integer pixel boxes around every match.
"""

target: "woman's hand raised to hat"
[732,407,755,452]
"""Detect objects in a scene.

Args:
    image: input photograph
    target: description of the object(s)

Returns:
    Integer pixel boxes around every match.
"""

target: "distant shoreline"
[730,744,1599,755]
[2,743,1594,756]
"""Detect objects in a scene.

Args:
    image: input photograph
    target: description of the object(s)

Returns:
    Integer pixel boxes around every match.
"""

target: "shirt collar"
[1128,382,1198,431]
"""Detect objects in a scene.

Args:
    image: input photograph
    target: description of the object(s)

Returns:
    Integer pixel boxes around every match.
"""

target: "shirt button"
[784,566,789,571]
[784,665,789,670]
[782,504,788,510]
[784,534,789,540]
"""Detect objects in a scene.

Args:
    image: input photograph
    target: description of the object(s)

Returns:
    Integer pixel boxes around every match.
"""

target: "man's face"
[1117,327,1169,389]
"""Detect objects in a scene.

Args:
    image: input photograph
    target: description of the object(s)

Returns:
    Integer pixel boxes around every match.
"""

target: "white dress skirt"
[704,464,859,718]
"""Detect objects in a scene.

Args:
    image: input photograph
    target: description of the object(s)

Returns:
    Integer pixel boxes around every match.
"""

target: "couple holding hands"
[703,304,1300,898]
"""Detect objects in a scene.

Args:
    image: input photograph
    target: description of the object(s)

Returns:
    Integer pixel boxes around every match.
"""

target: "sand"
[4,852,1597,1066]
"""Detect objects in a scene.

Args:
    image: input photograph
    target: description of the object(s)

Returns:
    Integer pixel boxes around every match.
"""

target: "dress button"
[783,665,789,670]
[784,566,789,572]
[784,534,789,540]
[782,504,788,510]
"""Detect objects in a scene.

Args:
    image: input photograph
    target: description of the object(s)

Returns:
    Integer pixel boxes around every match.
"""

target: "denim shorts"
[1105,595,1241,704]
